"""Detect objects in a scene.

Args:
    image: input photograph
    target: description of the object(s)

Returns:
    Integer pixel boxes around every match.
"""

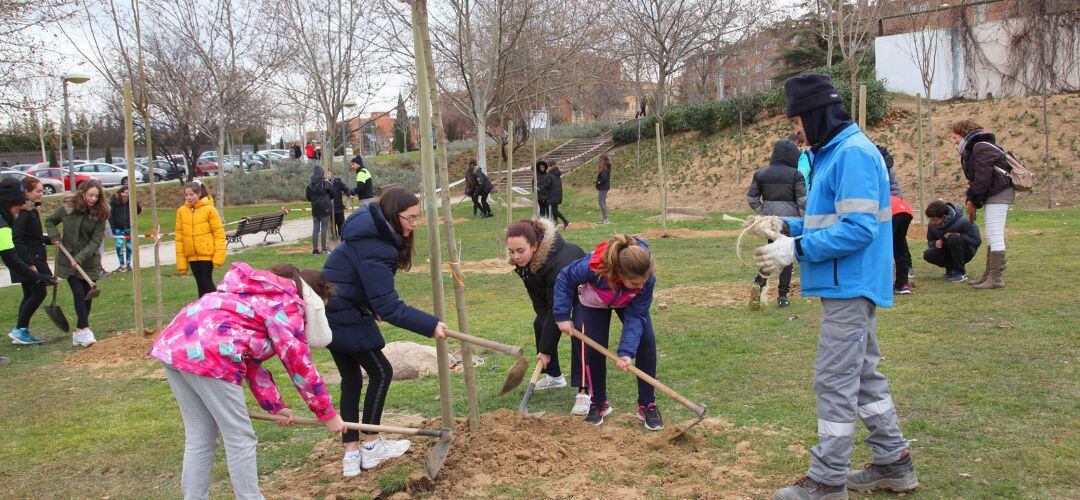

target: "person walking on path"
[953,120,1014,290]
[471,161,493,218]
[465,160,482,217]
[307,169,333,255]
[553,234,663,431]
[108,185,142,272]
[45,180,108,348]
[891,195,914,294]
[4,178,58,345]
[922,200,981,282]
[149,261,347,500]
[292,144,303,161]
[595,155,611,224]
[536,160,550,220]
[176,181,227,298]
[506,218,590,415]
[351,156,374,204]
[753,74,917,499]
[546,161,569,229]
[329,170,351,238]
[321,187,449,477]
[746,139,806,309]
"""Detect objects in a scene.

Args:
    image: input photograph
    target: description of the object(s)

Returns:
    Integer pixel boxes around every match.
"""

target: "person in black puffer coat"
[535,160,549,218]
[7,176,59,345]
[108,185,142,272]
[923,200,981,281]
[322,187,449,472]
[506,217,589,414]
[595,155,611,224]
[546,162,569,228]
[306,171,333,254]
[745,139,806,308]
[472,162,493,217]
[328,171,351,239]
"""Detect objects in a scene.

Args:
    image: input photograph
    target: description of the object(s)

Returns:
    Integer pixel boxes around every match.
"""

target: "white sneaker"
[361,436,409,470]
[72,331,82,347]
[80,329,97,347]
[571,392,591,416]
[342,451,361,478]
[536,374,567,390]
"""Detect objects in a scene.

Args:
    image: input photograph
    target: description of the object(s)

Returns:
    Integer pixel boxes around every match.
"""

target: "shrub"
[222,158,421,205]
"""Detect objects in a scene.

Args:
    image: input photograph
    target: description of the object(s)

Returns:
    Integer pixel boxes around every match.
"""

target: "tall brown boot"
[972,251,1005,290]
[968,251,992,286]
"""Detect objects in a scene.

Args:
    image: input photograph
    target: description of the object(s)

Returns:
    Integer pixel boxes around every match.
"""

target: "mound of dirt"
[637,228,741,239]
[66,329,160,377]
[275,246,319,255]
[647,213,707,222]
[408,258,512,275]
[563,221,598,230]
[267,409,766,498]
[656,280,801,309]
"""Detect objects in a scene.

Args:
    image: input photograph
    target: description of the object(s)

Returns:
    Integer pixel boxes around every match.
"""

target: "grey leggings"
[163,364,264,500]
[597,190,609,220]
[312,215,329,252]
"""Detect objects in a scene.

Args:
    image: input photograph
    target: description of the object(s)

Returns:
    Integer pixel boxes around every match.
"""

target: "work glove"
[743,215,783,240]
[753,235,797,276]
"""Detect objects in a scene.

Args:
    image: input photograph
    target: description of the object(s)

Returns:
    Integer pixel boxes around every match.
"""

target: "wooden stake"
[858,84,867,129]
[418,0,479,431]
[410,0,454,433]
[916,93,925,224]
[655,121,667,231]
[123,82,144,333]
[506,121,513,252]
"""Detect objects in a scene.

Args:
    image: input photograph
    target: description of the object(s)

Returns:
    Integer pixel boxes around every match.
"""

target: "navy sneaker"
[584,401,612,426]
[946,272,968,283]
[636,403,664,431]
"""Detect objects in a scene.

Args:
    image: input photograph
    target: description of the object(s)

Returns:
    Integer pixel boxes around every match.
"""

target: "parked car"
[28,168,93,191]
[198,150,218,160]
[195,159,220,176]
[257,149,290,159]
[0,171,64,195]
[135,162,171,182]
[73,163,143,187]
[10,164,36,172]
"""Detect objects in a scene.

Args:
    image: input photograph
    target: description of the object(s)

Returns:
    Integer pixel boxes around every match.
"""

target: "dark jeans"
[331,349,393,443]
[478,193,491,215]
[548,203,568,227]
[537,201,548,219]
[532,314,583,385]
[67,276,94,329]
[892,213,912,287]
[573,303,657,406]
[333,211,345,240]
[923,236,975,274]
[190,261,216,297]
[17,282,47,329]
[470,193,483,216]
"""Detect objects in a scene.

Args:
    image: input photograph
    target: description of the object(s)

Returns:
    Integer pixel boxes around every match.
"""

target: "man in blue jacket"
[752,74,917,499]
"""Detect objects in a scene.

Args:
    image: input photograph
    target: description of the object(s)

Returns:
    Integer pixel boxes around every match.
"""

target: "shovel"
[250,412,454,479]
[444,328,527,395]
[55,242,100,299]
[566,328,707,444]
[517,362,547,418]
[44,284,70,333]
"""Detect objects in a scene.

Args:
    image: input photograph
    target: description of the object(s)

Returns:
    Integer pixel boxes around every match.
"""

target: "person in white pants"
[951,120,1014,290]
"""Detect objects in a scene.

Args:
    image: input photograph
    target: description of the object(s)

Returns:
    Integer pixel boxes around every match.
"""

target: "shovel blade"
[45,305,70,333]
[424,437,451,479]
[85,287,101,300]
[499,356,528,395]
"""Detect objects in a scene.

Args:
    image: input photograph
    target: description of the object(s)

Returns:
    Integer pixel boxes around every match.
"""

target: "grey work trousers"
[164,364,265,500]
[312,215,329,252]
[808,298,909,486]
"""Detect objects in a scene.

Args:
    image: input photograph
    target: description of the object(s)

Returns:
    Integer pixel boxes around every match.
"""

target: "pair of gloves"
[743,215,797,276]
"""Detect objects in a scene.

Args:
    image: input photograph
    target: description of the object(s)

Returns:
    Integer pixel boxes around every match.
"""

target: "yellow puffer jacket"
[175,196,226,273]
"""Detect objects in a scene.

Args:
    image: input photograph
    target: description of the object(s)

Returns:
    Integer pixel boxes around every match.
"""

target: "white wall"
[875,27,958,100]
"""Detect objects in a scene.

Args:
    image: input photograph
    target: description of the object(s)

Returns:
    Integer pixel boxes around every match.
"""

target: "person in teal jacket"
[752,74,917,500]
[792,130,813,190]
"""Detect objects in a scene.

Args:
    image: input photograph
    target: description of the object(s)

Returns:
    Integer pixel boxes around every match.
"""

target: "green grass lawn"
[0,188,1076,498]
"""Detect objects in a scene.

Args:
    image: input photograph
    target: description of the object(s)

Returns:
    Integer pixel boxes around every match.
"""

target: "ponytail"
[184,181,210,199]
[597,234,654,281]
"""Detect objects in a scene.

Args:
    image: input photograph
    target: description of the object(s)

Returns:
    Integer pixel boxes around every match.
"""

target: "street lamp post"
[62,69,90,191]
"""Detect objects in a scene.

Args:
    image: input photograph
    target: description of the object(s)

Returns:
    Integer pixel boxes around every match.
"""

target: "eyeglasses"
[399,214,420,225]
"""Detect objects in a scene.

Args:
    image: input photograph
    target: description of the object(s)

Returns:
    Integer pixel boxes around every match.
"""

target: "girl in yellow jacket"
[176,181,226,297]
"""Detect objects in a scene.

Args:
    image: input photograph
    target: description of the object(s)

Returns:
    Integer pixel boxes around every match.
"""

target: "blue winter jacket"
[552,239,655,358]
[784,123,894,307]
[322,203,438,352]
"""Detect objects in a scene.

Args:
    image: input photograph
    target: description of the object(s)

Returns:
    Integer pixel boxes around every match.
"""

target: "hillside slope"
[567,93,1080,212]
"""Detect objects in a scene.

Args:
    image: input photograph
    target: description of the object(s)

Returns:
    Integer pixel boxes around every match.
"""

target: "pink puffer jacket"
[149,262,337,420]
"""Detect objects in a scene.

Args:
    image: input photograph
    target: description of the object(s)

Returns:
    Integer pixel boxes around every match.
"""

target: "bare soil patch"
[267,409,766,498]
[65,329,162,379]
[407,258,513,275]
[637,228,741,239]
[656,280,801,309]
[563,221,598,230]
[416,217,468,226]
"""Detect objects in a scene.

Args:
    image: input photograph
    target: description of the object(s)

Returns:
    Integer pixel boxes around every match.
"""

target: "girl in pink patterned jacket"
[150,261,346,499]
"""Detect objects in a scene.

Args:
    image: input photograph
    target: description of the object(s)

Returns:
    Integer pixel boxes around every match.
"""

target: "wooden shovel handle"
[249,412,444,438]
[568,328,705,417]
[529,360,545,384]
[445,328,524,357]
[55,242,95,284]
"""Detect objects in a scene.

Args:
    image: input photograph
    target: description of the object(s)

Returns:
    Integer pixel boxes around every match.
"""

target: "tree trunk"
[1043,93,1053,208]
[216,120,226,219]
[473,108,488,173]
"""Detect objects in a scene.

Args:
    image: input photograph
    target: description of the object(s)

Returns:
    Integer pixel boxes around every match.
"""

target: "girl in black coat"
[595,155,611,224]
[546,162,569,229]
[465,160,482,217]
[108,185,142,272]
[506,217,590,415]
[321,187,449,476]
[535,161,549,218]
[471,162,493,217]
[6,177,58,345]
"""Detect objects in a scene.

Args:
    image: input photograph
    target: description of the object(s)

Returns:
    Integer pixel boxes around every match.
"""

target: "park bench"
[226,211,287,248]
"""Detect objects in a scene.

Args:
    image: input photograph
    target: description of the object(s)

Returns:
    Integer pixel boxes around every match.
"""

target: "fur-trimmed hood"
[525,217,559,274]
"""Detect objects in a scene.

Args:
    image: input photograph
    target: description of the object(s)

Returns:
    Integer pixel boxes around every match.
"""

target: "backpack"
[981,142,1035,192]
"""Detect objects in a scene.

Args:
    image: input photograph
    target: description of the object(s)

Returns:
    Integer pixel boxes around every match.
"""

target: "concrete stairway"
[491,134,614,190]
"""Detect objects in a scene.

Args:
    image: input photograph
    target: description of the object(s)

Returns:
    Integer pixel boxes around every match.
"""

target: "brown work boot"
[774,476,847,500]
[968,252,992,286]
[847,450,919,492]
[971,251,1006,290]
